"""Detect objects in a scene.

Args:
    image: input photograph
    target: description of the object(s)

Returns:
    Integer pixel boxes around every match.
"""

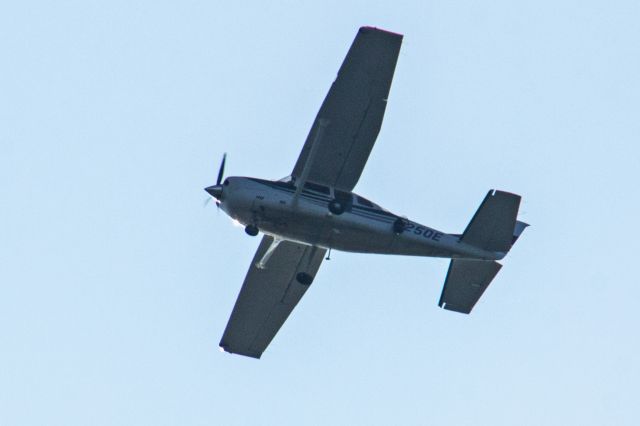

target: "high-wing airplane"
[205,27,528,359]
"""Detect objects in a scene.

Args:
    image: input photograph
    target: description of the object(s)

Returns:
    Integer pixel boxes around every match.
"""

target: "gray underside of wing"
[219,236,326,359]
[291,27,403,191]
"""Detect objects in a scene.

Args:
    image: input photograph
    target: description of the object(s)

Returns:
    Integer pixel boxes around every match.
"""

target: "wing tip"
[219,343,263,359]
[359,26,404,38]
[439,302,472,315]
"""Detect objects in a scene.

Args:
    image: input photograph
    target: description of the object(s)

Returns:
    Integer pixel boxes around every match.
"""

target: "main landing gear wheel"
[296,272,314,286]
[244,225,259,236]
[328,200,345,215]
[393,218,406,234]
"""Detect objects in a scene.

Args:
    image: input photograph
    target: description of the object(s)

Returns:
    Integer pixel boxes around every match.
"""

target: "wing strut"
[255,237,283,269]
[292,119,329,207]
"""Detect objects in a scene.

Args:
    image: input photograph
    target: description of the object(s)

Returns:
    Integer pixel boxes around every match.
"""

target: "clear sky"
[2,1,639,425]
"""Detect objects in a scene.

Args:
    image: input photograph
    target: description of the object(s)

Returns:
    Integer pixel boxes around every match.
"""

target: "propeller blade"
[216,153,227,185]
[203,196,221,214]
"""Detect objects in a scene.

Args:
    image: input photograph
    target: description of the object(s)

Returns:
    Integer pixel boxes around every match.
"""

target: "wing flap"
[219,236,326,359]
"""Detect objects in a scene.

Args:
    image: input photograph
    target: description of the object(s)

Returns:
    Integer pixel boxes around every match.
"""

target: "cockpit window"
[304,182,330,195]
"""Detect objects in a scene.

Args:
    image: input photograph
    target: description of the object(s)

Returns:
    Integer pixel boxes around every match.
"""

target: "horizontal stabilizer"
[461,190,521,254]
[438,259,502,314]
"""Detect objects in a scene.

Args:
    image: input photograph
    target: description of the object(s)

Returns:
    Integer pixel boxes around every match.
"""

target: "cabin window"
[304,182,330,195]
[356,196,374,207]
[272,180,295,190]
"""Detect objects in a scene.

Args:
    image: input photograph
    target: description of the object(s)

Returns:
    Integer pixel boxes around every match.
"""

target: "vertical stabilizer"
[461,190,521,254]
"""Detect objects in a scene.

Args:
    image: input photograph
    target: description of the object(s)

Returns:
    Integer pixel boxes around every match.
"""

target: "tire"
[393,218,406,234]
[328,200,344,215]
[296,272,314,286]
[244,225,259,236]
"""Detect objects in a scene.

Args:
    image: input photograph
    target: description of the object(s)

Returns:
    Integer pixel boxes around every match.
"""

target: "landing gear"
[393,218,406,234]
[328,199,345,215]
[296,272,314,286]
[244,224,259,236]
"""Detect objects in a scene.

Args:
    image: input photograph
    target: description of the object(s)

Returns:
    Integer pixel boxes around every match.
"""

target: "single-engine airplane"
[206,27,528,359]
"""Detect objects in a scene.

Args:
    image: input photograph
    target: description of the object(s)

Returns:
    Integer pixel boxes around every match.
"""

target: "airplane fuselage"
[216,177,501,261]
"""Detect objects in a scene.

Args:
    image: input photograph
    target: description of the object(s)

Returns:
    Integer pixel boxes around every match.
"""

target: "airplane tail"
[460,190,527,255]
[437,190,528,314]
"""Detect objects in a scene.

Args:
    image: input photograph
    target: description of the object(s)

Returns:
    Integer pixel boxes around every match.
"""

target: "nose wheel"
[244,225,259,236]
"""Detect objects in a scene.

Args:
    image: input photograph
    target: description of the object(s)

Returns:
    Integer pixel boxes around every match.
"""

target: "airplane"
[205,26,528,359]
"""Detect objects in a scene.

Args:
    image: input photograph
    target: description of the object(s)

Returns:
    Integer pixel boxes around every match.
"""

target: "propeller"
[216,153,226,186]
[204,153,227,208]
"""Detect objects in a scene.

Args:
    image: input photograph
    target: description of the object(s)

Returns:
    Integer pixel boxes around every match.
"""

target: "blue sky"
[2,1,639,425]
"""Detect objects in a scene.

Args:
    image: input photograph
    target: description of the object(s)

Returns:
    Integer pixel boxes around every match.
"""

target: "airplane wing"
[291,27,403,191]
[219,236,326,359]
